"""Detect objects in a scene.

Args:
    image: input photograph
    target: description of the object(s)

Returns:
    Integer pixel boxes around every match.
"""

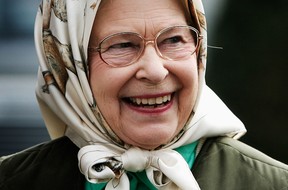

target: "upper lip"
[127,92,172,99]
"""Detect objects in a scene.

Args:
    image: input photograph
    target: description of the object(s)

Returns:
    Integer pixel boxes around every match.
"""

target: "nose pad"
[135,45,168,83]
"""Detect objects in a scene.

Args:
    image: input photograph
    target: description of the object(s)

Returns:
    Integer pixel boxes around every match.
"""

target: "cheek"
[183,57,198,94]
[89,54,119,97]
[89,65,121,130]
[179,76,198,117]
[89,55,104,88]
[89,56,117,112]
[176,58,199,121]
[88,55,137,125]
[183,64,198,101]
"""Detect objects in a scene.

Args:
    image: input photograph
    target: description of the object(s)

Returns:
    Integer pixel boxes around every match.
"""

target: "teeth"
[130,94,171,105]
[148,98,156,105]
[136,98,141,105]
[156,97,162,104]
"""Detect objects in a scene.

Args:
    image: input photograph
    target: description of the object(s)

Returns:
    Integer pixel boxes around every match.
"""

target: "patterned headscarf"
[34,0,246,189]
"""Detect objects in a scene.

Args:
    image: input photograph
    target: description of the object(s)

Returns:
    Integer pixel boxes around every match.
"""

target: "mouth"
[122,93,173,108]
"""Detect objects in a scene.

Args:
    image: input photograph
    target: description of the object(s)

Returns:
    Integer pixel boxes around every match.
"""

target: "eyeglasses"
[88,25,203,67]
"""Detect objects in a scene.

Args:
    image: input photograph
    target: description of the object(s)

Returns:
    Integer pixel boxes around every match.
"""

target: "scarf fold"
[78,142,200,189]
[34,0,246,189]
[78,144,200,190]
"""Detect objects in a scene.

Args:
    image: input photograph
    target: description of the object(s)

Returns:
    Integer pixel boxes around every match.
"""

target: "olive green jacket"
[0,136,287,190]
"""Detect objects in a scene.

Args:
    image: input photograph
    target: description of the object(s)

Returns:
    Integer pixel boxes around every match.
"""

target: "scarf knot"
[78,144,201,190]
[121,147,151,172]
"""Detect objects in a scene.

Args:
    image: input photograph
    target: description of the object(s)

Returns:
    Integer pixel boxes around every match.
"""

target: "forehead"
[92,0,190,38]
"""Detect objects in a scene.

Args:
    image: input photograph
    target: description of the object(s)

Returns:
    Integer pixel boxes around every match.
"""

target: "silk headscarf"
[34,0,246,189]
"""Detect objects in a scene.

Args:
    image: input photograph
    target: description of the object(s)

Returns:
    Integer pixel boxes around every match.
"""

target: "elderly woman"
[0,0,287,189]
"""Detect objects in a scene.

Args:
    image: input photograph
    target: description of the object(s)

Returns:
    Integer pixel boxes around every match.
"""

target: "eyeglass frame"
[88,25,203,67]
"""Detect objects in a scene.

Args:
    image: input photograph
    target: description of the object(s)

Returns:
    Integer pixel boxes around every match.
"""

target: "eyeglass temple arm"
[88,47,101,52]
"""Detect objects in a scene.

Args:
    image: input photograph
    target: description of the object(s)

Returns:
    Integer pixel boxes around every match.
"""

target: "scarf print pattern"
[34,0,246,189]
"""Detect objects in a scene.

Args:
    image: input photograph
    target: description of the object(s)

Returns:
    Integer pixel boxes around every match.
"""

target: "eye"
[162,36,183,44]
[109,42,135,49]
[101,41,140,54]
[158,35,186,51]
[102,42,139,56]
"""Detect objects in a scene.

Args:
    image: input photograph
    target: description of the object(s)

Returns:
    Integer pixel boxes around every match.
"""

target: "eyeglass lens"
[99,26,198,67]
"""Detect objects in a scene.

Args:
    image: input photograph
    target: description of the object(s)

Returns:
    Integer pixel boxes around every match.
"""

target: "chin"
[125,127,180,150]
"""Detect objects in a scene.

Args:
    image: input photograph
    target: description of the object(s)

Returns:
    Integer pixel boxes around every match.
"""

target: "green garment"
[85,141,198,190]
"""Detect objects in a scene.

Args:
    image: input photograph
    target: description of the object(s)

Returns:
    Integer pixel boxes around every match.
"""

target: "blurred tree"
[206,1,288,163]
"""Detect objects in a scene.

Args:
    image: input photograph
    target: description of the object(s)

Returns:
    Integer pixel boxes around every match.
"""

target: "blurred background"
[0,0,287,163]
[205,0,288,163]
[0,0,48,154]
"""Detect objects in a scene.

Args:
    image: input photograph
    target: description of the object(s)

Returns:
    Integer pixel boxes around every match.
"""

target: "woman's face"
[89,0,198,150]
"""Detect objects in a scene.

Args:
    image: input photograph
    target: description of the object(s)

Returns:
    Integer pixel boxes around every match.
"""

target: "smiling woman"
[88,1,200,148]
[0,0,287,189]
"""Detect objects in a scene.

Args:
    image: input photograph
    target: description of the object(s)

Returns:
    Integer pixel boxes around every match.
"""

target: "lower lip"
[124,98,174,114]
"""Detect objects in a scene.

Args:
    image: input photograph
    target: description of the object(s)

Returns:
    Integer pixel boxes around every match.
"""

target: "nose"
[135,45,168,83]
